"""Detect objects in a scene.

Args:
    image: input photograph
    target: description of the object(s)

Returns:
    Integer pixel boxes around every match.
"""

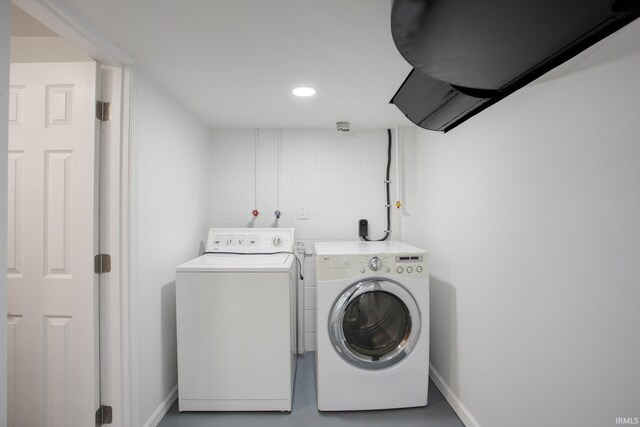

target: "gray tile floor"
[159,353,464,427]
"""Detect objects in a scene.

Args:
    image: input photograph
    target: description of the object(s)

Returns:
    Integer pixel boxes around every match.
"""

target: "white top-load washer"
[176,228,297,412]
[314,241,429,411]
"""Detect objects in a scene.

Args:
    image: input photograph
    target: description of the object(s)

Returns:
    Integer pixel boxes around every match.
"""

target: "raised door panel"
[7,315,23,427]
[44,151,72,278]
[45,85,74,128]
[9,86,25,127]
[44,316,73,427]
[7,151,23,278]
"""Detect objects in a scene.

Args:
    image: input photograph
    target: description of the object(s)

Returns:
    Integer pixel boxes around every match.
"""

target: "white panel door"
[7,62,99,427]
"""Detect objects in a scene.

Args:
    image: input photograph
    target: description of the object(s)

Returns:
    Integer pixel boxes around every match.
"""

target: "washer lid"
[176,253,293,272]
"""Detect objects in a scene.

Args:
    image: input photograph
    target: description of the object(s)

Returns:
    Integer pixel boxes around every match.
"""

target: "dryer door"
[329,278,420,370]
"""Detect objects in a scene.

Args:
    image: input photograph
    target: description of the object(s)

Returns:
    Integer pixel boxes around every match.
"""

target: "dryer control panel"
[316,253,427,282]
[205,228,294,253]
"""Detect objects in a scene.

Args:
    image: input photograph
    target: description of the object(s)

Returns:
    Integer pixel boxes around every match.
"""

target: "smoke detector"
[336,121,350,132]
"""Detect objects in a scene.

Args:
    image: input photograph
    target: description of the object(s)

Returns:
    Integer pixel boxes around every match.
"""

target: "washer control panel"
[205,228,294,253]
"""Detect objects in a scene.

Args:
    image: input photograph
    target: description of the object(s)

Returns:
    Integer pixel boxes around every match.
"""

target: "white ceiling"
[54,0,414,129]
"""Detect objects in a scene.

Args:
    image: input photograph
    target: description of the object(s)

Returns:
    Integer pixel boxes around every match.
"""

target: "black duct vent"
[390,0,640,132]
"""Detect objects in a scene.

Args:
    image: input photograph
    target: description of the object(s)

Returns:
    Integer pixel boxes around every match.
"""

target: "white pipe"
[297,250,305,354]
[276,128,281,211]
[254,128,258,211]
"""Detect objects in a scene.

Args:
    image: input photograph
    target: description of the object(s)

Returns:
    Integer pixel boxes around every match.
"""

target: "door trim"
[11,0,133,66]
[1,2,11,422]
[10,1,136,426]
[97,64,134,427]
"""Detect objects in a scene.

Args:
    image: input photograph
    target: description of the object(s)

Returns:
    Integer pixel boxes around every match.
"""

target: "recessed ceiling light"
[292,87,316,97]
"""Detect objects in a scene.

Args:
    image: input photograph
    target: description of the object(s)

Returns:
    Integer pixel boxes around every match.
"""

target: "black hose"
[362,129,391,241]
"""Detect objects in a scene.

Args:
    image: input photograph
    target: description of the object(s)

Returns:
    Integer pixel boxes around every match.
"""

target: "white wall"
[133,71,210,425]
[10,36,93,63]
[416,19,640,427]
[209,128,418,350]
[0,1,10,425]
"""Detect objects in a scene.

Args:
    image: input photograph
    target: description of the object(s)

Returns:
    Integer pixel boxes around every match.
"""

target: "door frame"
[1,1,10,423]
[6,1,137,426]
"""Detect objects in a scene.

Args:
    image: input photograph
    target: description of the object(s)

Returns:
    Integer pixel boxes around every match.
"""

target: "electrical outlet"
[297,203,310,219]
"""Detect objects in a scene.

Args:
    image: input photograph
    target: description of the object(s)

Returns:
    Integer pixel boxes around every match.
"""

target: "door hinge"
[95,254,112,274]
[96,101,112,121]
[95,405,113,425]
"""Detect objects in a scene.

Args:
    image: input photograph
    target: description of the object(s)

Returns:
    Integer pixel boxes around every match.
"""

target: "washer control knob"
[385,267,391,273]
[368,257,382,271]
[396,267,403,274]
[272,236,282,247]
[238,238,244,245]
[407,267,413,273]
[360,267,366,274]
[416,266,423,273]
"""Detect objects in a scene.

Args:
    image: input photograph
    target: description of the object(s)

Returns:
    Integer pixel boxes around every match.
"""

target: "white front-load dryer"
[314,241,429,411]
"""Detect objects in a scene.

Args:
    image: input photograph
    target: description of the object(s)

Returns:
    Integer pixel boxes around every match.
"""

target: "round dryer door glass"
[342,292,410,357]
[329,279,420,370]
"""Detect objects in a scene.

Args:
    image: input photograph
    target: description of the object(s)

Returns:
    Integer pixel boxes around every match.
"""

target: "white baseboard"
[141,384,178,427]
[429,364,481,427]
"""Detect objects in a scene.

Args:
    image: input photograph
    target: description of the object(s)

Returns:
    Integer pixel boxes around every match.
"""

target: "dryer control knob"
[369,257,382,271]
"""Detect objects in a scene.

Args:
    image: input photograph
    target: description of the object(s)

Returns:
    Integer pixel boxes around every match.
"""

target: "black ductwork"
[390,0,640,132]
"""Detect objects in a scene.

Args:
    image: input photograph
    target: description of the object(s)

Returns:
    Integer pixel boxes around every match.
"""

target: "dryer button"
[360,267,366,274]
[385,267,391,273]
[396,267,403,273]
[416,266,423,273]
[407,267,413,273]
